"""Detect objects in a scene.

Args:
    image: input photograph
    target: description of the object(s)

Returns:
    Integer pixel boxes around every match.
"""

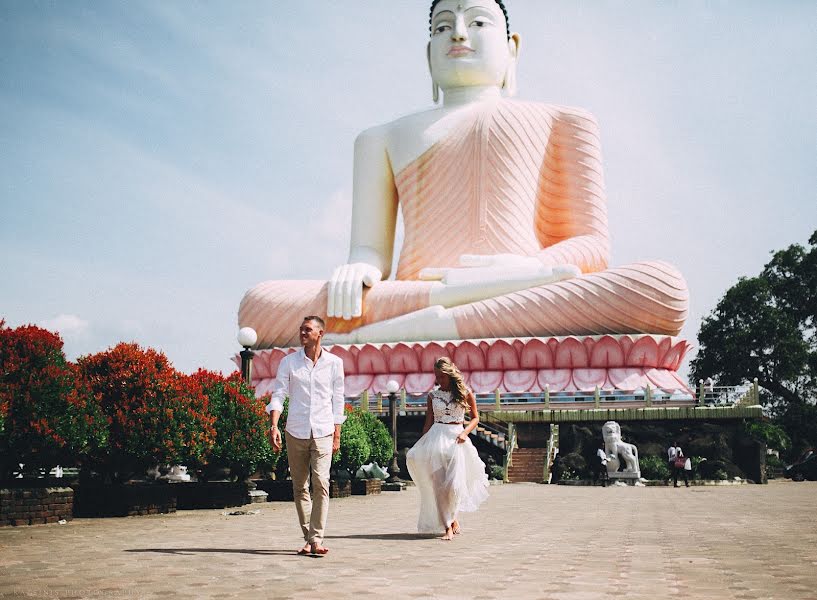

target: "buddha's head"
[428,0,520,102]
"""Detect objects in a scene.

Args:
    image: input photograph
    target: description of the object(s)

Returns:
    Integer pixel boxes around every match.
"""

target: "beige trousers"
[285,432,333,545]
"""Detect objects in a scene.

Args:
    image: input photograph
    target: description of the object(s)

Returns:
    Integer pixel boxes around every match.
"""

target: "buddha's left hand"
[419,254,581,308]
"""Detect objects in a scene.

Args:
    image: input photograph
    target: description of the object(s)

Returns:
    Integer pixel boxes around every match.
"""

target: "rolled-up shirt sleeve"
[332,360,346,425]
[265,358,289,414]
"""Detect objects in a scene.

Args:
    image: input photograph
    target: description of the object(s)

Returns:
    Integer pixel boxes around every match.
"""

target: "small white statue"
[355,462,389,480]
[601,421,640,477]
[165,465,191,482]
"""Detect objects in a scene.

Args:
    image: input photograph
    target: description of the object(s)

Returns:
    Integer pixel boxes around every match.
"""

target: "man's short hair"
[303,315,326,330]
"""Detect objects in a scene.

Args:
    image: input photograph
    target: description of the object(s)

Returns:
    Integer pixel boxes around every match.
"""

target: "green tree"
[691,231,816,458]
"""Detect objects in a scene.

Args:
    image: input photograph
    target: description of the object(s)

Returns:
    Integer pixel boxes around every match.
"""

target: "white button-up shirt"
[265,348,346,440]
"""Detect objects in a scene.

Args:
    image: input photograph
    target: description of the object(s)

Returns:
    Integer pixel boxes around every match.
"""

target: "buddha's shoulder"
[510,100,599,127]
[353,100,600,171]
[354,106,443,144]
[357,100,598,136]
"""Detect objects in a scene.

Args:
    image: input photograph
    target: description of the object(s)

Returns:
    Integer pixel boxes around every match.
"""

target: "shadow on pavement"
[324,533,436,541]
[125,548,298,556]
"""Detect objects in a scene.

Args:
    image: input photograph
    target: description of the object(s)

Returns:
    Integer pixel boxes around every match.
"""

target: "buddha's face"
[429,0,518,91]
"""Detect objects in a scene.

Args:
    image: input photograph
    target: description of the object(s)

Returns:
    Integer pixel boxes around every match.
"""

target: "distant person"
[667,442,689,487]
[683,455,693,484]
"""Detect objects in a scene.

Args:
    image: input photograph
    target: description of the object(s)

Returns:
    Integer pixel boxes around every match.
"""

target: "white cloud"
[39,314,89,339]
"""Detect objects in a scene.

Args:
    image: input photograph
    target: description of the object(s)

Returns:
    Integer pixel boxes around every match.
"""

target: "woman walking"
[406,357,490,540]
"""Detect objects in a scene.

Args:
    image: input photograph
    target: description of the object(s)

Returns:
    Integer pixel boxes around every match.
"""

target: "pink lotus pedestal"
[237,334,692,398]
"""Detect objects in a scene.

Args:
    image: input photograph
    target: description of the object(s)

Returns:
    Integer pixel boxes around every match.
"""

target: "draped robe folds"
[239,99,689,348]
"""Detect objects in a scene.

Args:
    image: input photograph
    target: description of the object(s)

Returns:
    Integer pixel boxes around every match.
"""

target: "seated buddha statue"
[238,0,689,348]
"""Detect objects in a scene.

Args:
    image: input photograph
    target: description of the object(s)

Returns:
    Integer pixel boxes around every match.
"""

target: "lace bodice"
[431,389,467,423]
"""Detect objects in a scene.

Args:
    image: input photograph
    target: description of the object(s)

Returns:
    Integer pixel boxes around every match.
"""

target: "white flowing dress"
[406,389,490,533]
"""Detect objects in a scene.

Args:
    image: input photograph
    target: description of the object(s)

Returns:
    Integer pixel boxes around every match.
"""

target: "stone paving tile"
[0,481,816,599]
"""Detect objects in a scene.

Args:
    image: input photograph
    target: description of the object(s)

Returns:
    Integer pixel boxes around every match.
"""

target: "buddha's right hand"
[328,262,382,320]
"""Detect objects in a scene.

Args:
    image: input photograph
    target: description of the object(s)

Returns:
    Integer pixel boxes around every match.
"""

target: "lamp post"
[385,379,403,484]
[237,327,257,383]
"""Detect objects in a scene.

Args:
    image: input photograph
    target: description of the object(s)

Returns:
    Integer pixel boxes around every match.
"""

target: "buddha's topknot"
[429,0,510,39]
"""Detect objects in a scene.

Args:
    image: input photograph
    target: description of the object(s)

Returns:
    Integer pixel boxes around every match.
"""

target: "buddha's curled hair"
[434,357,469,408]
[429,0,510,39]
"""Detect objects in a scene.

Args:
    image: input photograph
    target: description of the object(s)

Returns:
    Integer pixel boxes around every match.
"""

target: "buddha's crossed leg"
[238,260,688,348]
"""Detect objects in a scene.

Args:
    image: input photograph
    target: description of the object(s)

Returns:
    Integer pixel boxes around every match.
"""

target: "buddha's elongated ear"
[427,41,440,103]
[502,33,521,97]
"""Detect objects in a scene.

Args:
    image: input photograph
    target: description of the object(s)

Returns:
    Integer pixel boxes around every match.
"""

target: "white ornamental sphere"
[385,379,400,394]
[237,327,258,348]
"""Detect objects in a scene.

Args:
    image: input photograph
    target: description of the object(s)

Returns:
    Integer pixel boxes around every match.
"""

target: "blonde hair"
[434,357,468,407]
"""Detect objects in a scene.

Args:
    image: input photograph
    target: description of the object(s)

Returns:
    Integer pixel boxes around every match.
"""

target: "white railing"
[502,423,518,483]
[696,378,759,407]
[347,385,696,412]
[347,380,761,412]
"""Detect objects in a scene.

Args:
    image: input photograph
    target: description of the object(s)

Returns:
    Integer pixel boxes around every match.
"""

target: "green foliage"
[691,230,817,459]
[775,402,817,460]
[744,420,790,452]
[488,464,505,480]
[765,453,784,479]
[640,455,670,481]
[268,404,391,480]
[559,466,579,481]
[560,452,587,478]
[332,410,370,475]
[193,370,274,480]
[690,456,706,478]
[356,410,393,466]
[765,453,783,469]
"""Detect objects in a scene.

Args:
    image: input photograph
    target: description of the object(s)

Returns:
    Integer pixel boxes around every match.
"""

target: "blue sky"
[2,1,816,380]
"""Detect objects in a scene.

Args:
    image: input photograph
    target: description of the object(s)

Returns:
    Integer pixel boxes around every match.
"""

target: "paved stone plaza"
[1,481,815,600]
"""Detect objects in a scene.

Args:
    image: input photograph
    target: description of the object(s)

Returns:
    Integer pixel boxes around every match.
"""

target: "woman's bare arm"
[457,391,479,442]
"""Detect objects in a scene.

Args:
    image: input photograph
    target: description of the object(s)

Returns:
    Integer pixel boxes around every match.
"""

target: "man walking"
[266,316,345,556]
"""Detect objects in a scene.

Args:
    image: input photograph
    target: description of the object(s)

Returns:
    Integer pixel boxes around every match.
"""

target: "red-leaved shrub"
[0,320,107,479]
[77,343,215,480]
[191,370,274,480]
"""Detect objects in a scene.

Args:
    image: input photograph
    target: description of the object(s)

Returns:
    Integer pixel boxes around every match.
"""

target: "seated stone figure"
[239,0,689,348]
